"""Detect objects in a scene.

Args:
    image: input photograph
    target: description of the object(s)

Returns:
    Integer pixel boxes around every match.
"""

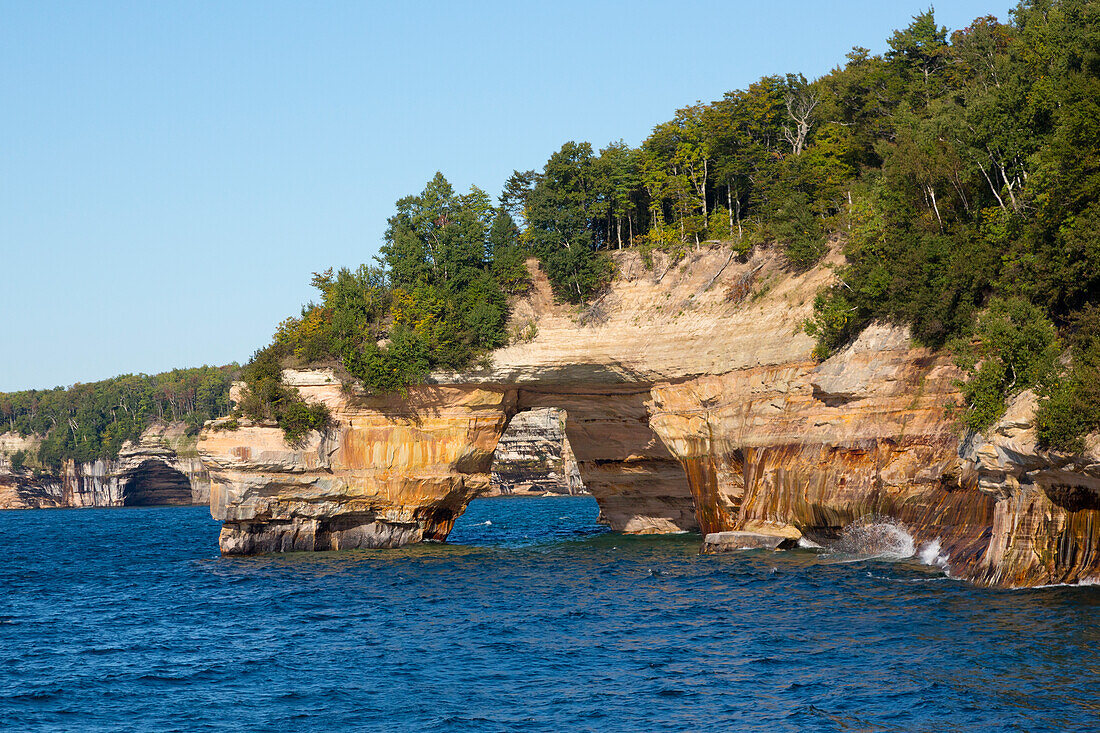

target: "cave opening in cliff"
[122,459,194,506]
[488,407,587,498]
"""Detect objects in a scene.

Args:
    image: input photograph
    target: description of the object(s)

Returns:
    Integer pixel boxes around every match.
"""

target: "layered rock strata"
[201,247,1100,586]
[0,422,210,509]
[487,408,587,497]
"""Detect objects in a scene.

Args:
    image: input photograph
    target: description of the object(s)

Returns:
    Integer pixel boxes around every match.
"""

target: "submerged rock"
[702,531,798,553]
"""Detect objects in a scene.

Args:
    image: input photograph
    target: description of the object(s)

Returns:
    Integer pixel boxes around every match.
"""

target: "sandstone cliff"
[487,407,587,497]
[0,422,211,509]
[199,247,1100,587]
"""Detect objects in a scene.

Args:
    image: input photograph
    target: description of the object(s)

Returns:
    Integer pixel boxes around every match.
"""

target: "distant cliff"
[487,408,587,497]
[0,422,210,509]
[199,248,1100,587]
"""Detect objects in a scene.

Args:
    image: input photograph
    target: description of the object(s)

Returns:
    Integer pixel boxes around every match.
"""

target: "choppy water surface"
[2,498,1098,732]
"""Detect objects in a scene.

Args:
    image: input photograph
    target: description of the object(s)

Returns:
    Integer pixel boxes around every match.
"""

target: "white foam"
[1029,577,1100,589]
[830,518,915,560]
[918,539,950,569]
[797,538,822,549]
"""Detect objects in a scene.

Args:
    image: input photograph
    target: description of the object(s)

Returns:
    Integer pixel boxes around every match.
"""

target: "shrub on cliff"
[953,298,1061,433]
[1036,306,1100,452]
[245,173,516,402]
[237,345,332,444]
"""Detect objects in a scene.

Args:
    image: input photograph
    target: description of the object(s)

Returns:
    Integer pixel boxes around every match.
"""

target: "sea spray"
[918,539,949,569]
[829,516,916,560]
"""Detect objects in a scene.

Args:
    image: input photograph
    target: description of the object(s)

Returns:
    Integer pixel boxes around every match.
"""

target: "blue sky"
[1,0,1011,391]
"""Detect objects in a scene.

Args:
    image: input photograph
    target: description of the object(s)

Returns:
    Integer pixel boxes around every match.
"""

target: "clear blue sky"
[1,0,1011,391]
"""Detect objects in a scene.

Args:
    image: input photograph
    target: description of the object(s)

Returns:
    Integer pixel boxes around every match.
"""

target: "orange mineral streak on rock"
[197,245,1100,586]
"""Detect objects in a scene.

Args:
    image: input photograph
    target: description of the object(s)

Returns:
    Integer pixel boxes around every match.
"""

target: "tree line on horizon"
[0,366,236,471]
[4,2,1096,457]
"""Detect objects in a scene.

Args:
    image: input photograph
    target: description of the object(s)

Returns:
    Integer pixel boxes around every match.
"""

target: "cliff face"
[0,422,210,509]
[199,247,1100,586]
[201,383,511,553]
[487,408,587,497]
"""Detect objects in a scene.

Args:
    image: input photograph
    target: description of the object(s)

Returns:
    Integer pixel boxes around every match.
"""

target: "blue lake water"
[1,497,1098,732]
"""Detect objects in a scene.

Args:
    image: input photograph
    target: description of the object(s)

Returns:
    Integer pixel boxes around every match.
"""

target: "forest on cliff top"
[248,0,1100,451]
[3,1,1098,464]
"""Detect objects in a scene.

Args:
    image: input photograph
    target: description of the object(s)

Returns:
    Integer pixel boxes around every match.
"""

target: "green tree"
[525,142,613,302]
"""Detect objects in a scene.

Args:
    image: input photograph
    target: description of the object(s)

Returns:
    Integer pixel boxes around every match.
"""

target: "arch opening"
[488,407,587,498]
[478,388,701,536]
[122,459,194,506]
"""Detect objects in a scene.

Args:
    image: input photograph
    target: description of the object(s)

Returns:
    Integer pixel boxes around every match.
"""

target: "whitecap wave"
[1027,577,1100,589]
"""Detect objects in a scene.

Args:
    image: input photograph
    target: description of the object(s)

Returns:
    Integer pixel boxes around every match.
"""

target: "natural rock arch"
[509,387,697,533]
[198,247,1100,587]
[488,407,585,497]
[199,378,702,556]
[120,459,194,506]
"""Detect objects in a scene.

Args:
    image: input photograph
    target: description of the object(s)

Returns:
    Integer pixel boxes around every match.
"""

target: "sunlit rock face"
[647,319,1100,587]
[0,422,210,509]
[200,247,1100,586]
[648,323,998,579]
[201,382,513,554]
[200,376,699,553]
[957,391,1100,587]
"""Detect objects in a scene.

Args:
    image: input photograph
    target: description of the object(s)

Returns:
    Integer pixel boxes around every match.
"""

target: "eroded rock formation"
[199,247,1100,586]
[487,408,587,497]
[0,422,210,509]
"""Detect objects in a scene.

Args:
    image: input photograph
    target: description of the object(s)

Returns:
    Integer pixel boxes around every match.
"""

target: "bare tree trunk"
[734,189,743,241]
[783,89,819,156]
[727,184,734,238]
[702,249,737,291]
[975,157,1007,213]
[701,158,708,220]
[927,186,943,231]
[950,172,970,214]
[998,162,1019,212]
[987,147,1020,212]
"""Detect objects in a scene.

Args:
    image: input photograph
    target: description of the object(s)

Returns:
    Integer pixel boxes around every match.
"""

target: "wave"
[1025,577,1100,589]
[917,538,950,569]
[826,517,916,560]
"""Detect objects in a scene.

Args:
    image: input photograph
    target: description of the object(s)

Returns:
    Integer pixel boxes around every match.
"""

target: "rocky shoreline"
[0,422,210,509]
[196,248,1100,587]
